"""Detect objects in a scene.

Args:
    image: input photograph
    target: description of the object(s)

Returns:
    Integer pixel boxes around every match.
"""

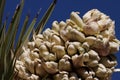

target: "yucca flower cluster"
[15,9,120,80]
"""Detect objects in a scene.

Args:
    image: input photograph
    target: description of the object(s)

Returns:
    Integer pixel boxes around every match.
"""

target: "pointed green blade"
[16,14,30,50]
[35,0,57,34]
[0,17,6,50]
[0,0,24,79]
[0,24,5,44]
[0,0,6,27]
[3,0,24,55]
[15,13,38,57]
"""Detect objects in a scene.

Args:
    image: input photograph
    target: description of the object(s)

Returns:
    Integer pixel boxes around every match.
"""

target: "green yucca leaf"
[0,0,6,27]
[2,0,24,56]
[0,14,9,48]
[0,17,6,59]
[0,24,4,38]
[22,15,37,44]
[35,0,57,34]
[6,51,16,80]
[0,0,24,79]
[15,14,37,57]
[15,14,30,52]
[11,2,24,48]
[3,0,24,62]
[0,22,6,45]
[0,26,3,37]
[7,0,24,73]
[0,0,57,79]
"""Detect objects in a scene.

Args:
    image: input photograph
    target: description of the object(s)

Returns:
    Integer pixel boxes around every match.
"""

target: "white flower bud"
[52,21,60,32]
[34,59,47,77]
[24,58,35,74]
[100,55,117,68]
[83,53,89,62]
[109,41,119,54]
[78,46,85,54]
[87,60,99,67]
[67,44,77,56]
[83,22,100,35]
[42,61,58,74]
[88,50,100,61]
[30,51,39,60]
[82,42,90,51]
[83,9,101,23]
[39,44,48,52]
[34,38,43,47]
[83,10,92,23]
[27,74,39,80]
[85,36,96,46]
[60,30,69,42]
[19,48,30,61]
[15,63,29,79]
[97,19,110,31]
[70,11,84,29]
[52,45,66,59]
[59,21,66,30]
[70,29,85,42]
[51,34,63,45]
[27,41,35,49]
[54,71,69,80]
[91,9,101,20]
[66,19,76,27]
[95,64,107,78]
[59,55,71,71]
[43,28,53,40]
[93,38,110,56]
[35,34,44,39]
[72,54,85,68]
[77,68,90,79]
[40,52,49,61]
[48,53,56,61]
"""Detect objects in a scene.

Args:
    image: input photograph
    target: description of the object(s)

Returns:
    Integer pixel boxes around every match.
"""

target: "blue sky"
[3,0,120,79]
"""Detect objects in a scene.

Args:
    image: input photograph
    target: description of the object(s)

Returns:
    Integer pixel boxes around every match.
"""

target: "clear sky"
[3,0,120,79]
